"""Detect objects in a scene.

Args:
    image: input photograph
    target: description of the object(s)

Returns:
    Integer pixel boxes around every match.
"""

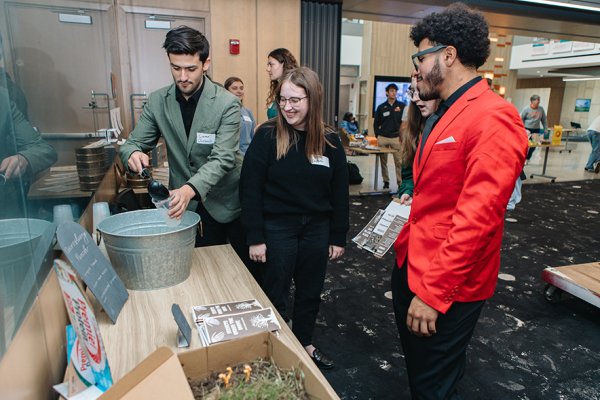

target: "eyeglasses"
[411,45,448,71]
[277,96,307,107]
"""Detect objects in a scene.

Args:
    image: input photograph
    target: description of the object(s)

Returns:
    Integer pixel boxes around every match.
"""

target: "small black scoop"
[141,168,170,201]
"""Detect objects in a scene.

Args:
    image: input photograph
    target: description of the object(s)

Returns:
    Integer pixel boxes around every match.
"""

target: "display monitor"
[574,98,591,112]
[372,75,411,117]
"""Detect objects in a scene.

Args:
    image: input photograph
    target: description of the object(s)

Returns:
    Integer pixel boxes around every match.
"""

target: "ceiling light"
[515,0,600,13]
[562,77,600,82]
[489,37,498,42]
[495,57,504,62]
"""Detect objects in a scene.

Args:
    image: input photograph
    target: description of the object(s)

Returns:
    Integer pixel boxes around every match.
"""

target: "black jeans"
[392,263,485,400]
[262,214,330,346]
[194,201,260,283]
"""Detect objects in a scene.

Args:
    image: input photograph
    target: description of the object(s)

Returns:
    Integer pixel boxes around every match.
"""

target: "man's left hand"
[329,245,345,260]
[0,154,29,179]
[406,295,439,336]
[168,185,196,220]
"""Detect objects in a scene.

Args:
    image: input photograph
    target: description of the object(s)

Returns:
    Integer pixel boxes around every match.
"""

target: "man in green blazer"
[119,26,254,274]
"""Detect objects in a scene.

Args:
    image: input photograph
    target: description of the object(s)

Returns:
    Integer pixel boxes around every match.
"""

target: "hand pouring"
[140,168,170,201]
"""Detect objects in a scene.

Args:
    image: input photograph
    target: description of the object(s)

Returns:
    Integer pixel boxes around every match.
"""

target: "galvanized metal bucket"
[97,210,200,290]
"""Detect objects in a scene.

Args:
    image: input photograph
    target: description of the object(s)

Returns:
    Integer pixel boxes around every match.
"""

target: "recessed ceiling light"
[495,57,505,62]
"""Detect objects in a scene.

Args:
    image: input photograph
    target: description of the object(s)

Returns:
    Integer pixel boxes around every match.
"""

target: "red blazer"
[393,80,528,314]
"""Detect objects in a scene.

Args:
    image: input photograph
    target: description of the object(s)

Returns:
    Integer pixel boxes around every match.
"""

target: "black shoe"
[584,167,594,172]
[311,348,334,370]
[383,181,390,189]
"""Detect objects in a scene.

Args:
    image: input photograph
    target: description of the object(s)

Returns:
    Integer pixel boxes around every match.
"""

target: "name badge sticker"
[383,111,390,117]
[196,132,216,145]
[311,155,330,168]
[242,115,253,122]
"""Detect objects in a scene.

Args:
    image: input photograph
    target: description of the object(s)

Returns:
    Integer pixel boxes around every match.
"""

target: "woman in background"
[265,48,298,119]
[398,77,440,205]
[241,67,349,370]
[224,76,256,154]
[341,112,359,135]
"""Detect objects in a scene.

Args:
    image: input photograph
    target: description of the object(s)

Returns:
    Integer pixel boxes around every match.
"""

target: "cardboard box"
[100,332,336,400]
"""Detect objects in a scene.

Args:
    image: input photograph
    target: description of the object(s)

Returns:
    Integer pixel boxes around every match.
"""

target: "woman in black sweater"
[240,67,349,370]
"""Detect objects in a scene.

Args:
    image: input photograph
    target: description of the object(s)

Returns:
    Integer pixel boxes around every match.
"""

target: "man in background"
[374,83,404,190]
[391,4,527,398]
[521,94,547,162]
[584,114,600,173]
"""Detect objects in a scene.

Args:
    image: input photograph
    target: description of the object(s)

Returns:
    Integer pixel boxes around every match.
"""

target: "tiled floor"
[348,140,599,196]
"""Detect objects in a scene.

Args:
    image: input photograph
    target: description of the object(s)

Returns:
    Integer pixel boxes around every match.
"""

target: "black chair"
[570,122,582,129]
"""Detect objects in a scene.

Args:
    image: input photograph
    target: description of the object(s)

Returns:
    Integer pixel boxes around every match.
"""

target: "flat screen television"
[372,75,411,117]
[574,98,591,112]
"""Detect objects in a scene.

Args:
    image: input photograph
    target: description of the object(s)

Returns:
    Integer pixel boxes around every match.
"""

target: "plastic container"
[97,210,200,290]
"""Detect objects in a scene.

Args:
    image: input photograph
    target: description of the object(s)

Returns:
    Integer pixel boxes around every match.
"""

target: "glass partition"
[0,0,113,359]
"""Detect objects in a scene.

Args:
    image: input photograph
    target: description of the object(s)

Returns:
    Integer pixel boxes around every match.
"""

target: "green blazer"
[120,78,242,223]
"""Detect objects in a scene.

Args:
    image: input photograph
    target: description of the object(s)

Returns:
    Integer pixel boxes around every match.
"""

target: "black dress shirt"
[175,79,205,137]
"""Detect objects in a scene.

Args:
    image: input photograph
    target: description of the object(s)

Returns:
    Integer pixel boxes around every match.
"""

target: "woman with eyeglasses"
[265,48,298,119]
[398,76,441,205]
[240,66,349,370]
[224,76,256,155]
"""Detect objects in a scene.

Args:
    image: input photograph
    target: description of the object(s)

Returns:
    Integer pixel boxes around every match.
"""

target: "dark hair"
[409,3,490,69]
[274,66,333,160]
[530,94,540,102]
[386,83,399,92]
[266,48,298,106]
[343,112,354,122]
[163,26,210,62]
[224,76,243,90]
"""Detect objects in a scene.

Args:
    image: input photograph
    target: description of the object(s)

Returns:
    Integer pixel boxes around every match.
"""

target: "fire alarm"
[229,39,240,55]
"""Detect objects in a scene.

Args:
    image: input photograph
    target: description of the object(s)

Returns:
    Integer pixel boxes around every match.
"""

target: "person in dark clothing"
[240,66,349,370]
[374,83,404,189]
[397,75,440,204]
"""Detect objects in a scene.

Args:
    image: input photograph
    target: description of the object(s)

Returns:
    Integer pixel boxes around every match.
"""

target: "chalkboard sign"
[56,221,128,323]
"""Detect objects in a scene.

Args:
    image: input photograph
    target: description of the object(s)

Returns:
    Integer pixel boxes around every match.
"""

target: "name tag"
[196,132,215,145]
[311,155,330,168]
[383,111,390,117]
[242,115,253,122]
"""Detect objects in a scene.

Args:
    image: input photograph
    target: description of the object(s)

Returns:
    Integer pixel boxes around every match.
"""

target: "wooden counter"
[96,245,339,399]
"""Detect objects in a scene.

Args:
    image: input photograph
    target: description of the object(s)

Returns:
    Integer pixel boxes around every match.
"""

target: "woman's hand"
[399,193,413,206]
[329,245,344,260]
[249,243,267,263]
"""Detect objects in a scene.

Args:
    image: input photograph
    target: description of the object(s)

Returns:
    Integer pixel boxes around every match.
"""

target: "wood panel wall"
[360,21,520,133]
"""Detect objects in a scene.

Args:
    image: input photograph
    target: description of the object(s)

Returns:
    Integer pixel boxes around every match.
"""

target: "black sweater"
[240,121,349,246]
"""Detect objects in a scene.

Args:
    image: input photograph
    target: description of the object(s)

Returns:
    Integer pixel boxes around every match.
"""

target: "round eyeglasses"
[277,96,307,107]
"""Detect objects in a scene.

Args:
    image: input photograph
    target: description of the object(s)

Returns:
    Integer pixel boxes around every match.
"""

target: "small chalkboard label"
[56,221,128,323]
[171,303,192,348]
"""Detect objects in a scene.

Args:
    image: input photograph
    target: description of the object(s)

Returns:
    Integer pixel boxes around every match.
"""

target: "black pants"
[194,202,260,283]
[392,263,485,400]
[526,128,543,160]
[262,214,329,346]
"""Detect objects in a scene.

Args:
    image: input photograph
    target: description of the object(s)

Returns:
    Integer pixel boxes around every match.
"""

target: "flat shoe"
[311,348,334,370]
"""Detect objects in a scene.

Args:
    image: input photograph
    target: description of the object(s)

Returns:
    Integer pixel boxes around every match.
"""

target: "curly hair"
[409,3,490,69]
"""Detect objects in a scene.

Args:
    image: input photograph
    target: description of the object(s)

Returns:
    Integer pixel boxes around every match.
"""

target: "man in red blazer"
[391,4,528,399]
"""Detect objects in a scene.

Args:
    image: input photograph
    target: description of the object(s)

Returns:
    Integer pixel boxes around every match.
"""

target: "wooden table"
[351,147,398,195]
[528,142,562,182]
[96,245,339,399]
[542,262,600,308]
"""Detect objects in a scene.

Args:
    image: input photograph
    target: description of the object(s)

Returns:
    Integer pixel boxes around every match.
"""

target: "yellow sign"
[552,125,563,145]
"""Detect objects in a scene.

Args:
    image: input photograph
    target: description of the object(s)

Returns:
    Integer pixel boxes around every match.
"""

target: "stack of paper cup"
[53,204,74,226]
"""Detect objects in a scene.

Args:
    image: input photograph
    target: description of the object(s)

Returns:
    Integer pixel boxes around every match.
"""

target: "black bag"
[347,161,363,185]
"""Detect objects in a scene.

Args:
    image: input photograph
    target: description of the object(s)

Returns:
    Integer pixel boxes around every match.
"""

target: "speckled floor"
[314,180,600,400]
